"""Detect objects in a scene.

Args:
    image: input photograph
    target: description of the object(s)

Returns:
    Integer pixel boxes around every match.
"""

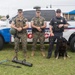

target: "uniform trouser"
[47,33,63,57]
[14,33,27,53]
[32,32,45,51]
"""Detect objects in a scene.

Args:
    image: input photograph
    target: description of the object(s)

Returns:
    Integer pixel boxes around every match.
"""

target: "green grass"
[0,44,75,75]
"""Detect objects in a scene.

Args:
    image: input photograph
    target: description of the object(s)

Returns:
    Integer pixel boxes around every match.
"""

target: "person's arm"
[58,18,69,28]
[22,21,29,29]
[31,18,41,31]
[40,18,46,29]
[50,25,53,33]
[49,25,54,36]
[31,21,38,29]
[49,19,54,36]
[63,18,69,28]
[63,23,69,28]
[11,21,17,30]
[40,22,46,29]
[11,20,22,32]
[64,24,68,28]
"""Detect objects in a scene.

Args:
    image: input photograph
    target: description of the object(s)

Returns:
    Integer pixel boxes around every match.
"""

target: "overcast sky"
[0,0,75,17]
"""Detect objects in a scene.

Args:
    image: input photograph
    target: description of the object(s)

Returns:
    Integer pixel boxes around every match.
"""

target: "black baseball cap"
[56,9,61,13]
[18,9,23,12]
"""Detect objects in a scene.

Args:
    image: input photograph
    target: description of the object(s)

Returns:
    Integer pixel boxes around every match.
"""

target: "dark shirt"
[49,16,68,33]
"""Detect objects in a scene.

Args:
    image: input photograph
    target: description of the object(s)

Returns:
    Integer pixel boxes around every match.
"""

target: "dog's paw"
[67,55,71,58]
[64,57,67,60]
[56,56,59,60]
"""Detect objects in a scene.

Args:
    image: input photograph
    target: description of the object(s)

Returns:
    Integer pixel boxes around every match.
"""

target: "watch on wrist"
[22,27,23,30]
[40,26,42,29]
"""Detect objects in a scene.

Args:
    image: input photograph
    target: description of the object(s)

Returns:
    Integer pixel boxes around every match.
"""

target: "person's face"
[18,11,23,16]
[56,12,61,17]
[36,11,41,17]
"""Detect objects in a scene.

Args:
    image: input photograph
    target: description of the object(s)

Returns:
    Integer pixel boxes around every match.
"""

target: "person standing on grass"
[46,9,69,59]
[31,8,46,57]
[11,9,29,60]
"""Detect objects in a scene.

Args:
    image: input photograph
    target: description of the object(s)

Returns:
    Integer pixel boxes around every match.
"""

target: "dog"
[55,37,70,60]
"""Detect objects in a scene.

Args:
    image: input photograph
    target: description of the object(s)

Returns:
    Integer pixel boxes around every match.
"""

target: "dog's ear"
[62,37,67,42]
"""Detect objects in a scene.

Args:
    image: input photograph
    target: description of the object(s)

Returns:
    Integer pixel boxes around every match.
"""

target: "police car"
[0,8,75,52]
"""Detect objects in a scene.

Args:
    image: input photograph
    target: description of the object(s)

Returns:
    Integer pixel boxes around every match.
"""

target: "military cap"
[56,9,61,13]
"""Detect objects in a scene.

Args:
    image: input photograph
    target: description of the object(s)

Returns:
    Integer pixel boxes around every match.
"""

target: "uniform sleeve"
[25,18,28,25]
[31,18,34,22]
[63,18,68,24]
[12,18,16,24]
[49,18,54,26]
[43,17,45,21]
[31,18,35,25]
[23,18,28,24]
[25,18,28,22]
[43,18,46,22]
[42,17,46,24]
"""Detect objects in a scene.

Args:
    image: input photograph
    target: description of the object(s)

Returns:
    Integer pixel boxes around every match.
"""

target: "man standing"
[31,9,46,57]
[47,9,68,59]
[11,9,29,60]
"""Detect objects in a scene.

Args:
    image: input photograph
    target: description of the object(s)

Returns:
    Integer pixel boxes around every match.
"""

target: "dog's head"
[59,37,67,47]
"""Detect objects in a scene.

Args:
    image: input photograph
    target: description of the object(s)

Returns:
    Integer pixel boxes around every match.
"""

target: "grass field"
[0,44,75,75]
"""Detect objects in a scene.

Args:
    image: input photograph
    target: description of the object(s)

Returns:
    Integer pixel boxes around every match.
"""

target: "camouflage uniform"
[31,16,45,51]
[13,16,28,53]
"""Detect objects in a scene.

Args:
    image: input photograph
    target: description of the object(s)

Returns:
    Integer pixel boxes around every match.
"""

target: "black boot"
[46,53,51,59]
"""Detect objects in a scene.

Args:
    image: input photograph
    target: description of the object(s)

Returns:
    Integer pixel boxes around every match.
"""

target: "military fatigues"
[13,16,28,53]
[31,16,45,51]
[47,16,68,58]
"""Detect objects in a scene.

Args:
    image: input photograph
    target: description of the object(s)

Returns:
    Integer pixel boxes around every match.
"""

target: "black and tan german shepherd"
[56,37,70,60]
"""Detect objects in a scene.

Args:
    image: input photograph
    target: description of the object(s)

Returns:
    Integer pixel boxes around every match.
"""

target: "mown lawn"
[0,44,75,75]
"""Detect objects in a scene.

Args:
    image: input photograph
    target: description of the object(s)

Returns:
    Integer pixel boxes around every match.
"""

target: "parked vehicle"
[0,8,75,52]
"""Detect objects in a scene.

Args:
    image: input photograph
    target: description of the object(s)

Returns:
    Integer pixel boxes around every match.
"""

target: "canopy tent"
[64,10,75,15]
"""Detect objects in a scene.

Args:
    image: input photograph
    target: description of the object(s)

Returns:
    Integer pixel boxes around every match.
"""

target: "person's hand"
[16,27,22,31]
[36,27,42,32]
[50,32,54,36]
[58,24,64,28]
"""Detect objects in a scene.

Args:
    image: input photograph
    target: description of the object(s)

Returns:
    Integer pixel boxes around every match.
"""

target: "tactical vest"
[52,17,65,33]
[14,16,27,34]
[32,16,45,32]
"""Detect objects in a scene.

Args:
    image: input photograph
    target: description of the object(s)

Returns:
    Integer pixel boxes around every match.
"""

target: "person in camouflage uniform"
[11,9,29,60]
[31,9,46,57]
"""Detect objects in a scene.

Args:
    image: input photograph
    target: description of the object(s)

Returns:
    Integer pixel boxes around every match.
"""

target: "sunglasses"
[36,12,40,13]
[18,11,22,13]
[56,12,61,13]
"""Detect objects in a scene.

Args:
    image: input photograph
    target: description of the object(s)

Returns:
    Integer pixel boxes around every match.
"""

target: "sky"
[0,0,75,17]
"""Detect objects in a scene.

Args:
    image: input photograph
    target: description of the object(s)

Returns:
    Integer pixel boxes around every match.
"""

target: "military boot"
[31,51,35,56]
[13,52,18,60]
[24,53,29,59]
[64,56,67,60]
[41,51,46,57]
